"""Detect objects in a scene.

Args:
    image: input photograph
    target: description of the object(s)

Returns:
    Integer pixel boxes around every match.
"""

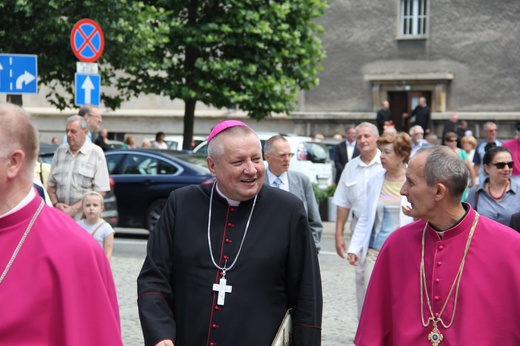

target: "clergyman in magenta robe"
[355,145,520,345]
[0,103,123,345]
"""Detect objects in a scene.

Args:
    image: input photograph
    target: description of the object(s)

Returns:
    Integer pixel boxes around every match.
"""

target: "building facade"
[9,0,520,142]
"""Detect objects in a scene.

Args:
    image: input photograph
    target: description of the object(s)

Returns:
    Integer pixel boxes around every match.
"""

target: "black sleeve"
[287,205,323,345]
[137,192,177,346]
[510,212,520,233]
[333,144,344,173]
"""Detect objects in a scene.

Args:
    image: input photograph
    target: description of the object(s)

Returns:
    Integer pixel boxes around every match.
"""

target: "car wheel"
[146,199,167,232]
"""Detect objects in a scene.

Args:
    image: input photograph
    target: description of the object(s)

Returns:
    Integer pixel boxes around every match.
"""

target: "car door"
[106,151,182,227]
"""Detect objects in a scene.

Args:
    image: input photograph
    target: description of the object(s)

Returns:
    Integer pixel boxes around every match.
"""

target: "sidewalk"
[113,221,358,346]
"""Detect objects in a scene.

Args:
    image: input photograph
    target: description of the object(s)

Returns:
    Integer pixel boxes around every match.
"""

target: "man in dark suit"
[376,100,392,135]
[333,125,360,184]
[410,97,431,134]
[510,211,520,233]
[264,135,323,252]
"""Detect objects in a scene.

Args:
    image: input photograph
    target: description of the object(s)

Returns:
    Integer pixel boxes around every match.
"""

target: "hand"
[61,204,78,217]
[468,179,475,188]
[347,253,358,266]
[155,341,174,346]
[402,113,409,118]
[335,234,347,259]
[55,203,67,212]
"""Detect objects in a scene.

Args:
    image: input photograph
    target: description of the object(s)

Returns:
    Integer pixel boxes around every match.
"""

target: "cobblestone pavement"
[113,222,358,345]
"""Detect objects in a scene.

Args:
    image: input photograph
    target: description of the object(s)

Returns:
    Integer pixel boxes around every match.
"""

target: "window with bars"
[400,0,427,37]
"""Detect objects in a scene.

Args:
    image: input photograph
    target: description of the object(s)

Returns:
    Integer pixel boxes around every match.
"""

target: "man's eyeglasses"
[446,139,457,142]
[274,153,295,159]
[489,161,514,169]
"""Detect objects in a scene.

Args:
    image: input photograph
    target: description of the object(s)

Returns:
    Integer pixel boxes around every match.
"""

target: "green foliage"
[0,0,166,110]
[312,183,336,205]
[131,0,327,120]
[1,0,328,147]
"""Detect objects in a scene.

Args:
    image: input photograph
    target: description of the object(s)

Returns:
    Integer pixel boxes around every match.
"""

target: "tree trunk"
[182,0,199,151]
[183,99,196,151]
[6,94,23,106]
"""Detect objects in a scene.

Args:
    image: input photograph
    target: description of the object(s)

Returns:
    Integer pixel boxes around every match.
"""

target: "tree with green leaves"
[130,0,327,149]
[0,0,165,108]
[1,0,327,150]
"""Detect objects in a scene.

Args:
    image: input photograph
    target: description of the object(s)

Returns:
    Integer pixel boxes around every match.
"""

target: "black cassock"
[138,183,322,346]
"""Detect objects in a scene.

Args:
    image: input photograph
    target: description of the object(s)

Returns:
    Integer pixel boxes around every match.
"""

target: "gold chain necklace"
[420,212,479,346]
[0,200,44,285]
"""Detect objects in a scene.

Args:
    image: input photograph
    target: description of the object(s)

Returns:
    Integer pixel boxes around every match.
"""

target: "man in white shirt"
[264,135,323,252]
[332,122,383,317]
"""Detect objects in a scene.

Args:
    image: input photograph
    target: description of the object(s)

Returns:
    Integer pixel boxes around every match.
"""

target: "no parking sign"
[70,19,104,62]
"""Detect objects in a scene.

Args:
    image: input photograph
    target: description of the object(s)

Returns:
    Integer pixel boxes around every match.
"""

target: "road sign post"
[0,54,38,94]
[75,73,101,106]
[71,19,104,106]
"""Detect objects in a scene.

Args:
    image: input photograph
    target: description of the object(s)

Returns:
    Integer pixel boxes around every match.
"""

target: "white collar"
[215,183,241,206]
[357,149,382,167]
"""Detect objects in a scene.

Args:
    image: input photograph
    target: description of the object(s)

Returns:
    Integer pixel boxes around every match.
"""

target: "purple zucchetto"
[207,120,249,144]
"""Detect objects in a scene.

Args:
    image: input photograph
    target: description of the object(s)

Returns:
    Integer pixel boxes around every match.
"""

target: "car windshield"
[296,142,329,163]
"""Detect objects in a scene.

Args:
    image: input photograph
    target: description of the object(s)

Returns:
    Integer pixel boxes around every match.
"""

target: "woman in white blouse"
[347,132,414,291]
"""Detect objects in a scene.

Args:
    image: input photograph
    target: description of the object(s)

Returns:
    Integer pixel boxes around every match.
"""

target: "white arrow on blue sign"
[75,73,101,106]
[0,54,38,94]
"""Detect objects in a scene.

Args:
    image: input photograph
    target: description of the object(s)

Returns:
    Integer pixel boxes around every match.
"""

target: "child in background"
[77,191,115,261]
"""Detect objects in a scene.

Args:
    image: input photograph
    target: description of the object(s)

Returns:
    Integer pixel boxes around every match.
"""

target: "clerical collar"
[0,187,36,219]
[215,184,241,206]
[429,203,470,237]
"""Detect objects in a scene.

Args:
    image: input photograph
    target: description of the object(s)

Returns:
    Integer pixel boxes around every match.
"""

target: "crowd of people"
[3,98,520,345]
[331,105,520,344]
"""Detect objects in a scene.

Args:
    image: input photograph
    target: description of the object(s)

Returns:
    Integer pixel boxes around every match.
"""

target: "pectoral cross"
[428,319,444,346]
[213,277,232,305]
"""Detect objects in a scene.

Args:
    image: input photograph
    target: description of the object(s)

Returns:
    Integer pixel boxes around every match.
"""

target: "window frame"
[398,0,428,39]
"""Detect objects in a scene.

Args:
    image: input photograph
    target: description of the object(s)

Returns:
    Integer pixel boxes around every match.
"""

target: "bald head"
[0,102,39,178]
[416,145,468,200]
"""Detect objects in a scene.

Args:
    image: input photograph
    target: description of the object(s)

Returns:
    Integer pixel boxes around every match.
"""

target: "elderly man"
[61,104,103,144]
[48,115,110,219]
[137,120,322,346]
[264,135,323,252]
[332,122,383,317]
[356,145,520,345]
[0,103,122,345]
[409,125,430,157]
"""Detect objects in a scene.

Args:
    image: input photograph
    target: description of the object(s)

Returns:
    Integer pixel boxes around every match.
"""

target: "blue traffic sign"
[75,73,101,106]
[0,54,38,94]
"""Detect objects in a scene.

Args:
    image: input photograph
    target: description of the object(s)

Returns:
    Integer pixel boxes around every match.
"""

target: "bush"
[312,183,336,204]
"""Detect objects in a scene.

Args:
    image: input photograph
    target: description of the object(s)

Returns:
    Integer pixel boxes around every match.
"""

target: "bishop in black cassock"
[137,182,322,346]
[139,120,322,346]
